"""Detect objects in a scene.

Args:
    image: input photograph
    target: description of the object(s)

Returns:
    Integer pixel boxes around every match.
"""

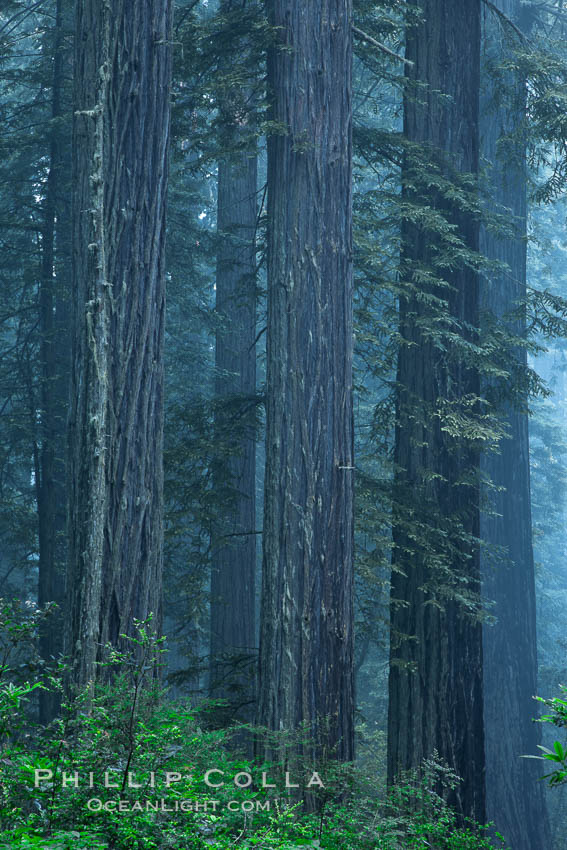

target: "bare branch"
[353,26,414,67]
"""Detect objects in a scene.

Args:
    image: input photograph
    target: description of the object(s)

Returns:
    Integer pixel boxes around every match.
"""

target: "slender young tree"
[480,2,551,846]
[210,0,258,723]
[388,0,485,823]
[67,0,173,688]
[257,0,355,765]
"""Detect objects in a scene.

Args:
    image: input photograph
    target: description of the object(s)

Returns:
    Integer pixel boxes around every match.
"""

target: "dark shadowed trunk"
[210,89,257,724]
[388,0,485,823]
[257,0,355,768]
[68,0,173,689]
[480,2,550,846]
[38,0,72,724]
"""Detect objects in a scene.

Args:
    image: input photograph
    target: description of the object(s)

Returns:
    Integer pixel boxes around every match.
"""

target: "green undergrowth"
[0,698,509,850]
[0,606,506,849]
[0,730,510,850]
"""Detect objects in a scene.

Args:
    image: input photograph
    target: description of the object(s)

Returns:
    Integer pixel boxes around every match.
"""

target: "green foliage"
[527,686,567,788]
[0,598,60,744]
[0,619,503,850]
[0,718,509,850]
[350,1,567,722]
[2,0,567,845]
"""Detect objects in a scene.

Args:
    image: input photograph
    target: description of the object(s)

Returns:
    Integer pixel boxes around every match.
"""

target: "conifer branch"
[481,0,527,42]
[353,26,414,66]
[174,0,201,34]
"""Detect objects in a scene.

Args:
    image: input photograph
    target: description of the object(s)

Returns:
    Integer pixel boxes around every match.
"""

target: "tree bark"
[68,0,172,689]
[480,2,551,846]
[257,0,355,768]
[388,0,485,824]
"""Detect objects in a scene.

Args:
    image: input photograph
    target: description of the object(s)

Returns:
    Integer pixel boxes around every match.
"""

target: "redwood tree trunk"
[210,120,257,724]
[388,0,485,823]
[257,0,355,766]
[68,0,173,688]
[480,2,550,846]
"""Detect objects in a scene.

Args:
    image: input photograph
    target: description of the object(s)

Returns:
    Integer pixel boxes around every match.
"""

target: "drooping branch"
[482,0,527,41]
[353,25,414,66]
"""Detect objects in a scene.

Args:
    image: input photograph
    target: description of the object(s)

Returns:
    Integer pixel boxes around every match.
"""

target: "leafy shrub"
[0,613,507,849]
[529,686,567,787]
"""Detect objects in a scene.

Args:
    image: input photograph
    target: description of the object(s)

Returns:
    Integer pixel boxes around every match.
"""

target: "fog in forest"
[1,1,567,848]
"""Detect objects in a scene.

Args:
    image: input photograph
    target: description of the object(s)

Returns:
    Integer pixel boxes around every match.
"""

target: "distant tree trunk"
[38,0,72,723]
[210,32,257,723]
[480,2,551,847]
[257,0,355,768]
[388,0,485,824]
[68,0,173,689]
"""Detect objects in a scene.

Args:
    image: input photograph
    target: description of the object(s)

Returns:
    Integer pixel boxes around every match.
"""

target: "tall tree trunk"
[68,0,173,689]
[257,0,355,768]
[38,0,72,725]
[480,2,551,846]
[210,81,257,724]
[388,0,485,823]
